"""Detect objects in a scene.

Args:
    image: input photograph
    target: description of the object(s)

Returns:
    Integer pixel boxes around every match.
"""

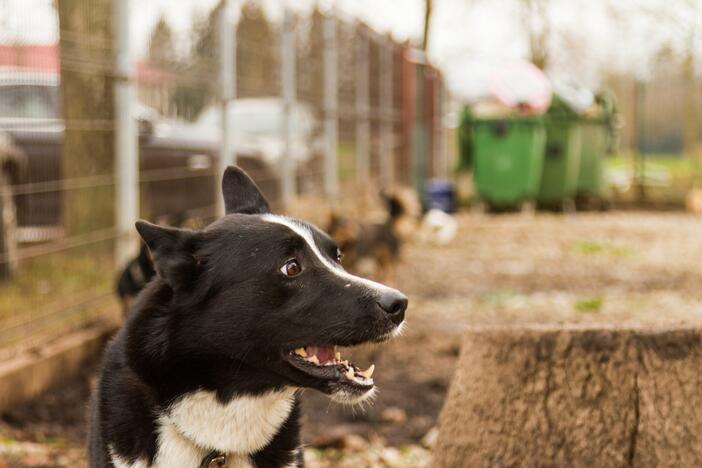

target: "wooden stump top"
[434,324,702,467]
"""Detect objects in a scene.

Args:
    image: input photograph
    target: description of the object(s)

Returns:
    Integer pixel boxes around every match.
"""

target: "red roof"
[0,44,59,72]
[0,43,174,83]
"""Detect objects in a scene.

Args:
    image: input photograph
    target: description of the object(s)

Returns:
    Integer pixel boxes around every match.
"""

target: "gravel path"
[3,211,702,467]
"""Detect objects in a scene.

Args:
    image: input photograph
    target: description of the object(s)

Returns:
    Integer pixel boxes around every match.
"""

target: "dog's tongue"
[305,345,335,364]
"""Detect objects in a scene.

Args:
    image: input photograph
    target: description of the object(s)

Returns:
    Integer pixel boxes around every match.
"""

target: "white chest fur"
[155,387,297,466]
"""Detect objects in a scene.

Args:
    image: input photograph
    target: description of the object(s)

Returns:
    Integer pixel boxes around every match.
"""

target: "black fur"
[89,167,407,467]
[115,242,155,317]
[327,192,407,278]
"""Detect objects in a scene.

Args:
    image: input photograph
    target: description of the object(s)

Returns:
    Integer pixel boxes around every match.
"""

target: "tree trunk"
[57,0,115,236]
[422,0,432,51]
[434,324,702,467]
[522,0,549,70]
[682,49,699,182]
[0,170,18,280]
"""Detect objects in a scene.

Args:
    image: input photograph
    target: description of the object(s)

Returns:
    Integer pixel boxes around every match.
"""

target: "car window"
[232,104,282,136]
[232,103,313,138]
[196,100,316,139]
[0,85,59,119]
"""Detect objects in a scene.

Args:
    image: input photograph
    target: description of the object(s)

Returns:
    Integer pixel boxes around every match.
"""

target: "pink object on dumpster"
[489,61,552,115]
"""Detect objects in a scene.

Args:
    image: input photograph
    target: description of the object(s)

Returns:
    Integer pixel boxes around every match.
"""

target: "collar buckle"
[208,455,226,468]
[200,451,227,468]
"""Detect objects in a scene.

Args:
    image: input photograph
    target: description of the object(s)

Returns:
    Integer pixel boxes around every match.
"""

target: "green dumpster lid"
[466,114,544,125]
[461,104,545,124]
[545,94,580,121]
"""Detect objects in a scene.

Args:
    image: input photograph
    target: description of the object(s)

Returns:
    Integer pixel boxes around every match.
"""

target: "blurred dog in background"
[117,187,422,307]
[327,188,420,283]
[115,241,155,318]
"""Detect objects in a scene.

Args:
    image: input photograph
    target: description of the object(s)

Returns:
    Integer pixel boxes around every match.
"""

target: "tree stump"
[433,324,702,467]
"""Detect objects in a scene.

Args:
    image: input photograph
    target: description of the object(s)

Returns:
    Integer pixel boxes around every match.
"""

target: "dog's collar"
[199,451,226,468]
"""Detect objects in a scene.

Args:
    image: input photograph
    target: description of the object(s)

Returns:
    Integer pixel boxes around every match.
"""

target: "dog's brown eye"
[281,259,302,276]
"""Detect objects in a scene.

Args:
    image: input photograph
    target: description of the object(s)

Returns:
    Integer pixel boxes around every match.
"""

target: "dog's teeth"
[358,364,375,379]
[345,368,355,380]
[294,347,307,357]
[335,351,341,361]
[353,374,373,385]
[307,355,319,365]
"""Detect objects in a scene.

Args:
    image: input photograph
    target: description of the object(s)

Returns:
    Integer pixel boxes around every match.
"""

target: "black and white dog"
[89,167,408,468]
[115,242,155,318]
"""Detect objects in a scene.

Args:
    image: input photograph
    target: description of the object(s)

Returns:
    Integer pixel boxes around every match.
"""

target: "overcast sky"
[0,0,700,99]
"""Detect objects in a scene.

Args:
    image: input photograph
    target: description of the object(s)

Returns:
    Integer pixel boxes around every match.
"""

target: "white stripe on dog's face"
[261,215,396,296]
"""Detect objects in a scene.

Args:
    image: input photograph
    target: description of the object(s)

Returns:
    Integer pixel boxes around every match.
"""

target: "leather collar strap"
[199,451,227,468]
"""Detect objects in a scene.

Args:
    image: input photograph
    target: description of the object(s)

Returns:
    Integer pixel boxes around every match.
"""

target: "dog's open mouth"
[285,345,375,391]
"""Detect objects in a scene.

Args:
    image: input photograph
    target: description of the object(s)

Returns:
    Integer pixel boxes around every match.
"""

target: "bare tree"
[422,0,433,50]
[57,0,115,235]
[635,0,699,170]
[147,15,177,68]
[681,12,699,176]
[520,0,550,70]
[236,1,279,98]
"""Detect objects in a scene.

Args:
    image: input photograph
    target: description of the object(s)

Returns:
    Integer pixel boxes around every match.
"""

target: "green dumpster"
[576,117,608,200]
[470,116,546,210]
[575,91,617,208]
[458,107,474,171]
[537,97,582,209]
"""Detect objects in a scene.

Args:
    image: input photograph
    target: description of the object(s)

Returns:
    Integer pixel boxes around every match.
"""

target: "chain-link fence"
[0,0,447,357]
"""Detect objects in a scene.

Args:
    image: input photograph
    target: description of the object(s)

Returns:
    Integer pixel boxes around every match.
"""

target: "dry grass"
[5,210,702,466]
[0,250,113,321]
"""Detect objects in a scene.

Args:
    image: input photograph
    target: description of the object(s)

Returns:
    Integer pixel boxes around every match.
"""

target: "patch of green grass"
[0,245,114,322]
[42,436,73,448]
[574,296,604,313]
[607,153,701,179]
[337,142,357,182]
[574,240,634,258]
[575,241,607,255]
[606,153,701,205]
[483,290,517,307]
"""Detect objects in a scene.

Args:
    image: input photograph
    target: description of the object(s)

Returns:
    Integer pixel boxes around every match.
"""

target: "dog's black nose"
[377,290,408,323]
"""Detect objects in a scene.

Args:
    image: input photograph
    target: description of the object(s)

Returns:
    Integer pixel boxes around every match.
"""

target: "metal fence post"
[281,7,297,209]
[635,79,646,202]
[355,28,370,184]
[433,79,444,178]
[379,36,394,188]
[438,83,448,178]
[323,12,339,199]
[114,0,139,269]
[217,0,235,216]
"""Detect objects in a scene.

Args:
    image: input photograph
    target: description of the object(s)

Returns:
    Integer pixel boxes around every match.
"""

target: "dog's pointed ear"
[135,220,201,289]
[380,191,404,219]
[222,166,271,215]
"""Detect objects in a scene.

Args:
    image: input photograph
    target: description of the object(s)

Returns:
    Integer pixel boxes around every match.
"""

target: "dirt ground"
[3,211,702,467]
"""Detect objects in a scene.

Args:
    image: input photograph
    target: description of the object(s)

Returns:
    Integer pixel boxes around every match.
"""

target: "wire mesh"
[0,0,447,357]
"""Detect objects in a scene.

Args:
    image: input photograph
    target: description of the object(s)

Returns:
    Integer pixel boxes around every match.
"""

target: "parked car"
[0,70,275,235]
[195,97,324,170]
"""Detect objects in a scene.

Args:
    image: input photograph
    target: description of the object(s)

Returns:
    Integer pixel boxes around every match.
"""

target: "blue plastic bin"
[425,179,457,213]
